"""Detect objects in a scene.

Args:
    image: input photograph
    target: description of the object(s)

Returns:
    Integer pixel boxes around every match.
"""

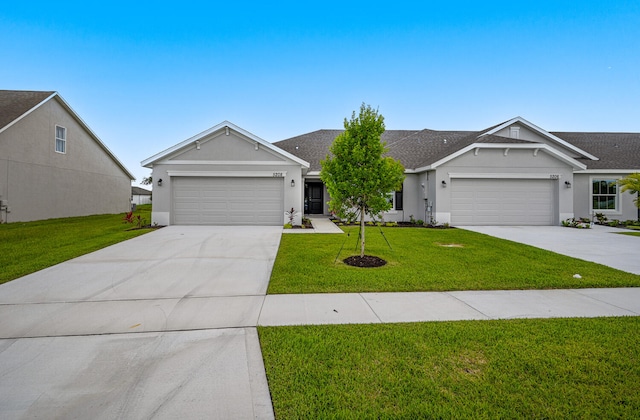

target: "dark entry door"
[305,183,324,214]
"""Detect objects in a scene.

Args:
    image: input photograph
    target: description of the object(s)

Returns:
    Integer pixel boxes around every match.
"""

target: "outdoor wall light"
[291,179,295,187]
[158,178,163,187]
[565,181,572,188]
[441,180,447,187]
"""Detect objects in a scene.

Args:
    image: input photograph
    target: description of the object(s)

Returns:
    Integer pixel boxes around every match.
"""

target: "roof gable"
[142,121,310,169]
[479,116,599,160]
[169,130,287,162]
[0,90,135,180]
[0,90,56,133]
[421,142,587,171]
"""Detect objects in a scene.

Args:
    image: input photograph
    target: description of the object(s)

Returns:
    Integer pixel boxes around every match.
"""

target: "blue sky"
[2,1,639,185]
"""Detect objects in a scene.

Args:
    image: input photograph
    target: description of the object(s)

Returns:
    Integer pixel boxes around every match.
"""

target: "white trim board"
[167,171,288,178]
[415,143,587,172]
[162,160,299,166]
[448,173,565,179]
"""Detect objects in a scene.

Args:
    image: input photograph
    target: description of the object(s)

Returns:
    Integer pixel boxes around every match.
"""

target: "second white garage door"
[451,178,555,225]
[172,177,284,225]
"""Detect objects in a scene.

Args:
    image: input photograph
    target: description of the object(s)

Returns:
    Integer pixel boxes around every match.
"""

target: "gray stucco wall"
[148,130,305,226]
[573,173,639,221]
[0,98,132,223]
[432,147,575,224]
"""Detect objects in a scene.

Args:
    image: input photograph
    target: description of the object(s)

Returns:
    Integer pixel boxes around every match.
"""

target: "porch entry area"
[305,182,324,214]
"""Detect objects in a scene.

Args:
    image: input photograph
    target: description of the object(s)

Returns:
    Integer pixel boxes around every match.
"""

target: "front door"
[305,182,324,214]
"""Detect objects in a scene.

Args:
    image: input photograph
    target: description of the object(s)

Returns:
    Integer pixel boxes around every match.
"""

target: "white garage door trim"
[172,177,284,225]
[451,178,556,225]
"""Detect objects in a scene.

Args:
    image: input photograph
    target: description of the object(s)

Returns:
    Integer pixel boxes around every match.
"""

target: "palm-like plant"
[618,173,640,209]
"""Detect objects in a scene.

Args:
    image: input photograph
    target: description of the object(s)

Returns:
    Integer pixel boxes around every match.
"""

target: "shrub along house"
[0,90,134,223]
[143,117,639,226]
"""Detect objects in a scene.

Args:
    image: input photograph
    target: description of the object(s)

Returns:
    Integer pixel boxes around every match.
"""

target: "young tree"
[618,173,640,210]
[320,104,405,258]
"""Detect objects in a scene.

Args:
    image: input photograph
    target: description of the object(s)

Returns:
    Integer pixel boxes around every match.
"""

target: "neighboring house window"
[592,178,618,211]
[386,186,404,211]
[55,125,66,154]
[395,186,403,211]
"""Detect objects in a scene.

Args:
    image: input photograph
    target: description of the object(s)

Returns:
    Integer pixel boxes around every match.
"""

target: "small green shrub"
[562,218,591,229]
[283,223,293,229]
[595,213,608,224]
[416,219,424,225]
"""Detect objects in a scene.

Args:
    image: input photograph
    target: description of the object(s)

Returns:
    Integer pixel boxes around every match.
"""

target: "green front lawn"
[259,317,640,418]
[268,226,640,293]
[0,205,154,284]
[617,231,640,237]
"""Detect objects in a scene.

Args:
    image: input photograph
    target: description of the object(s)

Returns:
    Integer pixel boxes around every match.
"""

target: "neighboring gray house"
[132,186,152,205]
[142,117,640,226]
[0,90,134,223]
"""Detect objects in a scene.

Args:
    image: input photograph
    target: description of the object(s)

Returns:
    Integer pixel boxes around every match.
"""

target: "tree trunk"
[360,204,366,257]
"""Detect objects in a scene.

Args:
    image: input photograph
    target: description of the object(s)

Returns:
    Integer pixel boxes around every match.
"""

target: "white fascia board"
[448,172,564,179]
[574,169,640,174]
[161,160,300,166]
[480,116,599,161]
[417,143,587,171]
[0,92,58,135]
[53,93,136,180]
[141,120,310,169]
[167,170,287,178]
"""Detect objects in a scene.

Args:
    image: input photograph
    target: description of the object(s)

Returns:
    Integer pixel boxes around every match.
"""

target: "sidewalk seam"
[358,293,383,323]
[444,291,493,319]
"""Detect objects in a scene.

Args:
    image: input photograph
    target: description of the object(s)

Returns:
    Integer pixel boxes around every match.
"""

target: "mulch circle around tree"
[344,255,387,268]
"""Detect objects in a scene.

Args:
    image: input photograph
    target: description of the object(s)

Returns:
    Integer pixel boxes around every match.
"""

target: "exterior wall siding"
[573,173,639,222]
[0,98,132,222]
[432,148,574,225]
[150,131,304,226]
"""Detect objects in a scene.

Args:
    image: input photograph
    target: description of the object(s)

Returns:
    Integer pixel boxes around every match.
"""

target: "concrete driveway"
[0,226,280,419]
[460,225,640,275]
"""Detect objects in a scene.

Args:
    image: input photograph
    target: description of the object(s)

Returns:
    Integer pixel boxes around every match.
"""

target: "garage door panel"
[172,177,283,225]
[451,179,554,226]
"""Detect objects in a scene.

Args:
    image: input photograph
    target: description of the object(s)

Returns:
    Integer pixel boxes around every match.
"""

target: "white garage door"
[451,178,555,225]
[172,177,284,225]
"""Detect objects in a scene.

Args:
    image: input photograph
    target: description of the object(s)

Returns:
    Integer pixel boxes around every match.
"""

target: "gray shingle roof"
[551,132,640,170]
[0,90,55,130]
[132,186,151,195]
[274,126,640,171]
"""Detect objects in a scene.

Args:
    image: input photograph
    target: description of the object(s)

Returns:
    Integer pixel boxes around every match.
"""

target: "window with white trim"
[510,126,520,139]
[592,178,618,211]
[386,186,403,211]
[55,125,66,154]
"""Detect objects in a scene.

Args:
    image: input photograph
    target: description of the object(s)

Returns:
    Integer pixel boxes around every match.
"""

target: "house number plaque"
[549,174,560,180]
[273,172,284,177]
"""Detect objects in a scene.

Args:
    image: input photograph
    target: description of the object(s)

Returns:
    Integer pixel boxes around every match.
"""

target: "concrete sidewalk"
[282,216,343,234]
[258,288,640,326]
